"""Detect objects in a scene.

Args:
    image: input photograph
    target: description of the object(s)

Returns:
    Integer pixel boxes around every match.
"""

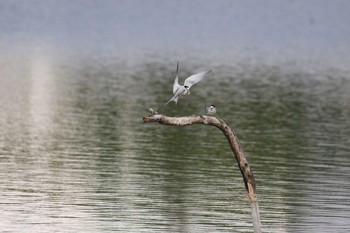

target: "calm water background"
[1,54,349,233]
[1,1,350,232]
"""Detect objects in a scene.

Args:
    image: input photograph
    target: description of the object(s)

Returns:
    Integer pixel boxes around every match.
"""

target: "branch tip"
[148,108,159,115]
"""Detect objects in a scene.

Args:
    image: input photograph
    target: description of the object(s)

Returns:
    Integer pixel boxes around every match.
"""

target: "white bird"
[165,62,212,105]
[204,105,217,115]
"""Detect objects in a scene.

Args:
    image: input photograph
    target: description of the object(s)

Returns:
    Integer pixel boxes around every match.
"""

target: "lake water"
[0,53,349,233]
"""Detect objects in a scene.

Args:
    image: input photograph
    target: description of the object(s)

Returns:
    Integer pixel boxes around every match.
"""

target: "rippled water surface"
[0,55,349,233]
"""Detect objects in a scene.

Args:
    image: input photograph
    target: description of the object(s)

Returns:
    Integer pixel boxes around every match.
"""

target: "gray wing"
[183,70,212,88]
[172,61,181,94]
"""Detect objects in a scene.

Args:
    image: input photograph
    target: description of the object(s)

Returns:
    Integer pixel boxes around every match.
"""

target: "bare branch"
[143,112,257,203]
[143,110,262,232]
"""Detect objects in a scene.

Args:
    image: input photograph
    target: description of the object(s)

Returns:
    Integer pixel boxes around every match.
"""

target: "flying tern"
[165,62,212,105]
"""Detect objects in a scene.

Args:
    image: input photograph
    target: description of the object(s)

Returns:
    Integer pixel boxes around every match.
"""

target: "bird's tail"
[165,96,179,105]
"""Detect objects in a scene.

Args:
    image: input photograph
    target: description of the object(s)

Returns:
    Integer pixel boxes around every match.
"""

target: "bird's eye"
[184,86,189,89]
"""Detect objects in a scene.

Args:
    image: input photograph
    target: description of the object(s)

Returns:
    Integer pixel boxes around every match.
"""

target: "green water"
[0,56,349,232]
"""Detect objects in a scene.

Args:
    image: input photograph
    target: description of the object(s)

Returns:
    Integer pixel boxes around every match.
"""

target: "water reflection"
[0,54,349,232]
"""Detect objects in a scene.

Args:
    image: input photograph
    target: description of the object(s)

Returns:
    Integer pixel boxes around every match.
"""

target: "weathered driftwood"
[143,109,261,232]
[143,110,256,202]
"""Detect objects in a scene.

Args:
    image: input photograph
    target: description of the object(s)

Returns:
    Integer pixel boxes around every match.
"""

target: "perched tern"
[204,105,217,115]
[165,62,212,105]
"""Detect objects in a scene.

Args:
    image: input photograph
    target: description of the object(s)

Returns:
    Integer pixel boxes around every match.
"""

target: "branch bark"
[143,111,256,203]
[143,110,261,232]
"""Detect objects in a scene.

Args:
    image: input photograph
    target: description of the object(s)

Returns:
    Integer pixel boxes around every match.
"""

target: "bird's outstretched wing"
[172,61,181,94]
[184,70,212,88]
